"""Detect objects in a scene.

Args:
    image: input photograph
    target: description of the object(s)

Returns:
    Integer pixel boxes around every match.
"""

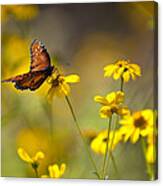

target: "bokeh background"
[1,2,157,180]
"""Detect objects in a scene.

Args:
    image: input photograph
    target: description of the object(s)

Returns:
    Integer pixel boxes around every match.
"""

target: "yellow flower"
[104,59,141,82]
[1,5,39,23]
[119,109,155,144]
[41,163,66,178]
[145,128,157,164]
[91,129,122,154]
[146,143,156,164]
[94,91,129,118]
[47,69,80,100]
[17,147,44,167]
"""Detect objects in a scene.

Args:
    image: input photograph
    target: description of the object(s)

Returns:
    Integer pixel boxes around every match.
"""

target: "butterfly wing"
[3,71,48,91]
[2,39,54,91]
[30,39,51,72]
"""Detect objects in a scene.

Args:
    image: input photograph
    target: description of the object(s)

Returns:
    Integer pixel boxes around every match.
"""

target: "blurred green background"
[1,2,156,180]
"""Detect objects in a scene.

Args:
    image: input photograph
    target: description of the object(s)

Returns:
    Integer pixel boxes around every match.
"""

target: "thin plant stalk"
[65,95,101,179]
[42,99,54,143]
[110,153,119,177]
[102,115,112,179]
[48,103,54,143]
[104,76,124,178]
[33,167,39,178]
[120,76,124,92]
[141,137,155,180]
[105,115,119,177]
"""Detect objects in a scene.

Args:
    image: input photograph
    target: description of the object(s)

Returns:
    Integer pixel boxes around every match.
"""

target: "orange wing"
[30,39,51,72]
[2,39,54,91]
[2,71,49,91]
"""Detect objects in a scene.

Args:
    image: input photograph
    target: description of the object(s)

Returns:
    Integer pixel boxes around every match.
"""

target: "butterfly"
[2,39,54,91]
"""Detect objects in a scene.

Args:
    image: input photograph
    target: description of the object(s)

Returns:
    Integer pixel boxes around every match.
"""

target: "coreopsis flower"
[119,109,155,144]
[104,59,141,82]
[146,129,157,164]
[94,91,129,118]
[17,147,44,169]
[146,143,156,164]
[41,163,66,178]
[91,129,122,154]
[47,69,80,100]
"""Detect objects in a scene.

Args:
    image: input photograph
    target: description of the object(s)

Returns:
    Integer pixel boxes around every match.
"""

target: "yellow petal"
[106,92,116,104]
[130,64,141,76]
[118,107,130,116]
[64,74,80,83]
[141,109,154,126]
[41,175,49,178]
[94,96,108,105]
[113,71,121,80]
[123,71,130,82]
[17,148,33,163]
[130,72,136,80]
[106,91,124,104]
[115,91,124,103]
[99,106,112,118]
[100,142,107,154]
[48,165,54,178]
[51,164,60,178]
[104,64,116,77]
[33,151,45,162]
[60,82,70,96]
[60,163,66,175]
[131,128,140,143]
[48,165,60,178]
[91,137,102,154]
[146,144,156,164]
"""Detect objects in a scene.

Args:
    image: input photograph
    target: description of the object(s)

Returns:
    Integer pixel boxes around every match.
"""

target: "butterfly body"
[2,39,54,91]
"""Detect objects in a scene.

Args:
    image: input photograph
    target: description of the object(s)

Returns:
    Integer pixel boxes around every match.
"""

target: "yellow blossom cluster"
[104,59,141,82]
[17,148,66,178]
[92,59,157,179]
[47,68,80,100]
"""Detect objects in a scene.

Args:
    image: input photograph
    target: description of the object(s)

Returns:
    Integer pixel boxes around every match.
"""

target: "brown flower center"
[103,137,108,142]
[52,75,64,87]
[133,112,147,129]
[124,67,128,72]
[111,105,118,114]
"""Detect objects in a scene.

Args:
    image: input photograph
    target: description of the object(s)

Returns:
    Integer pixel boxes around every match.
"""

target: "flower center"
[51,75,64,87]
[124,67,128,72]
[133,112,147,129]
[103,137,108,142]
[111,105,118,114]
[32,162,39,169]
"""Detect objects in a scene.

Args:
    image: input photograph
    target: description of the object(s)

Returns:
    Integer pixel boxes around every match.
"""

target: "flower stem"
[48,103,54,143]
[141,138,155,180]
[120,76,124,92]
[102,115,112,179]
[33,167,39,178]
[65,96,101,179]
[105,115,119,178]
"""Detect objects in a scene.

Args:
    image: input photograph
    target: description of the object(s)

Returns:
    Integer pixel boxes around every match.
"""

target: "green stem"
[33,167,39,178]
[105,115,119,177]
[120,76,124,92]
[141,138,155,180]
[65,96,101,179]
[110,153,119,177]
[48,103,54,143]
[102,115,112,179]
